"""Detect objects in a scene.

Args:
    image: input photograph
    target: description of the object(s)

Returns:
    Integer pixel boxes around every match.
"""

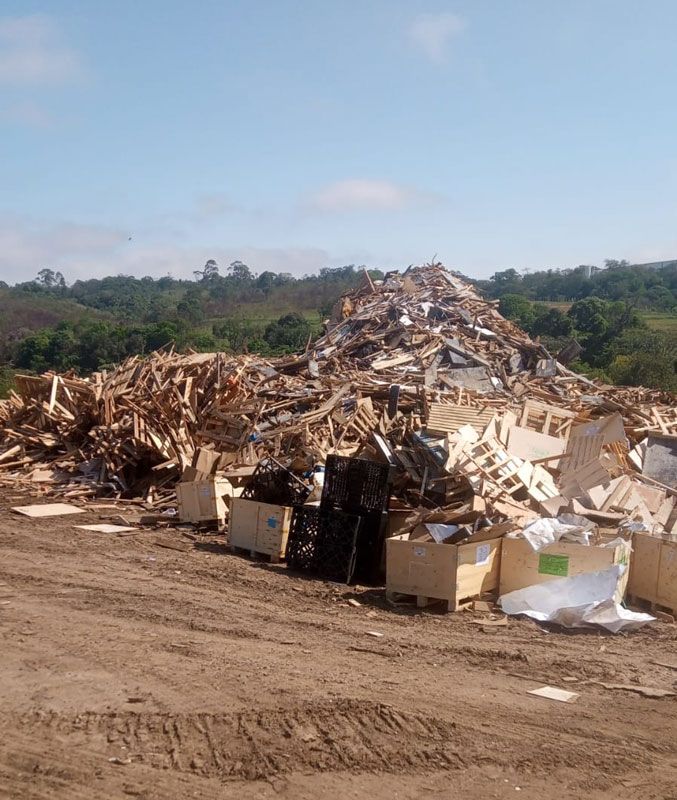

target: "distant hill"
[0,287,110,339]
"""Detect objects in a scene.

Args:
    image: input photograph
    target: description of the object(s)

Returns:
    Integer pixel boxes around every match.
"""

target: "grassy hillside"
[0,288,111,338]
[641,312,677,335]
[541,301,676,335]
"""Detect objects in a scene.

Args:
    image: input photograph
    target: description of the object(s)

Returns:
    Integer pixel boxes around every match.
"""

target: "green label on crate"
[538,554,569,577]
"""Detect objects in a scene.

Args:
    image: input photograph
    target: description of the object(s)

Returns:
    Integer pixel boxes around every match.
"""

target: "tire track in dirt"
[6,700,464,781]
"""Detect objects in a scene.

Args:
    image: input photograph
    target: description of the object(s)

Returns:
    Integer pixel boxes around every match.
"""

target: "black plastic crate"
[285,505,321,573]
[352,509,389,584]
[320,455,391,514]
[241,457,311,507]
[286,505,362,584]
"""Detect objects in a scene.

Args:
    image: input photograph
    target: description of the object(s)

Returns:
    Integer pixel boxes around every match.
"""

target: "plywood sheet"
[12,503,86,518]
[74,524,138,534]
[571,413,626,445]
[528,686,579,703]
[507,426,566,461]
[643,434,677,488]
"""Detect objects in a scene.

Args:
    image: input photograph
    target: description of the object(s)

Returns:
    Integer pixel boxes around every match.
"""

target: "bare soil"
[1,488,676,800]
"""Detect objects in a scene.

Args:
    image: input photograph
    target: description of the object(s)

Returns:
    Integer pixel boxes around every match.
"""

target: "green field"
[641,312,677,334]
[540,301,676,336]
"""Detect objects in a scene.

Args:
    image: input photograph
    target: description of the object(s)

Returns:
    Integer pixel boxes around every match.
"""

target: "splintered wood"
[0,262,675,524]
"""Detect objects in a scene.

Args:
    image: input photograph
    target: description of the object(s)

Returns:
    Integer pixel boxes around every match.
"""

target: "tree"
[193,259,219,282]
[263,312,311,352]
[488,268,522,297]
[177,295,205,325]
[228,260,253,282]
[36,268,66,289]
[256,271,277,293]
[567,297,609,336]
[608,329,676,391]
[498,294,535,327]
[530,306,574,338]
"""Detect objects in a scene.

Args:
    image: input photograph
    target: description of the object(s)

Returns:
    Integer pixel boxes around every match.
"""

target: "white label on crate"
[413,546,427,557]
[475,543,491,566]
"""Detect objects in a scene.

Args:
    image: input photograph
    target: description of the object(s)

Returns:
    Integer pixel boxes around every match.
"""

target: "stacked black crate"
[284,455,391,584]
[319,455,391,584]
[285,505,363,583]
[241,457,311,506]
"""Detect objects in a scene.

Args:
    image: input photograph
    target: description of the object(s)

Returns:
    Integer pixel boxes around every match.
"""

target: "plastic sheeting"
[499,565,655,633]
[515,513,596,552]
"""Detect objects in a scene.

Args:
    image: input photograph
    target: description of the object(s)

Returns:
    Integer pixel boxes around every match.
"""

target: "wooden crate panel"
[176,478,231,524]
[386,533,502,612]
[499,536,630,600]
[628,532,677,612]
[229,498,293,560]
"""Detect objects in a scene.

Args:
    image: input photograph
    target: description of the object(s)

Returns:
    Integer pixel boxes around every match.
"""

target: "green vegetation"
[477,260,677,310]
[0,262,380,385]
[0,258,674,395]
[0,366,15,398]
[483,260,676,391]
[499,294,676,391]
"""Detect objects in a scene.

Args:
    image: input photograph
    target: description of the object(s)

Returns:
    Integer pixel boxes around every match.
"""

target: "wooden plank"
[12,503,86,518]
[426,403,494,436]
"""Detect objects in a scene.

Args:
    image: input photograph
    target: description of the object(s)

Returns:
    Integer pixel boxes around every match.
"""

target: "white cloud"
[409,12,465,63]
[0,215,332,283]
[307,178,428,212]
[0,14,82,85]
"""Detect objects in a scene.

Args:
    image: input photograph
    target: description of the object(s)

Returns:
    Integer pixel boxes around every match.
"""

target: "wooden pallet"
[626,593,676,622]
[230,544,283,564]
[385,590,474,613]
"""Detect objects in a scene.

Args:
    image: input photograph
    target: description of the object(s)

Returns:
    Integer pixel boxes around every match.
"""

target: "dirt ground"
[0,488,676,800]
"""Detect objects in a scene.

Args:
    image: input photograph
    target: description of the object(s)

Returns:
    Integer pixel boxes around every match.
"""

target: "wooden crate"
[385,528,504,612]
[627,532,677,615]
[176,478,232,525]
[229,498,293,562]
[499,536,631,601]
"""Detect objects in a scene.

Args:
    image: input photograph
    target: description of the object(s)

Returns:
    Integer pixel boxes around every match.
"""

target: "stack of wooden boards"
[0,263,675,520]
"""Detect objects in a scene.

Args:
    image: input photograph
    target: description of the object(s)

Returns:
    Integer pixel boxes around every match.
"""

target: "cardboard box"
[499,536,631,600]
[176,478,233,525]
[229,498,293,561]
[628,532,677,612]
[386,525,506,612]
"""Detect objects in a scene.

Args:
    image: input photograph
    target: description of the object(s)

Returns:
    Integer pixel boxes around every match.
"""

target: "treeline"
[11,312,318,374]
[0,261,378,374]
[477,260,677,310]
[499,295,676,391]
[4,262,377,327]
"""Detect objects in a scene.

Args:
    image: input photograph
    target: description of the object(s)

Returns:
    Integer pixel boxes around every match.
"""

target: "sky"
[1,1,676,284]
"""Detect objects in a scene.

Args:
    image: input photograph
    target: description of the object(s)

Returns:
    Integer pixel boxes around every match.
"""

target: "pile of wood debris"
[0,263,675,529]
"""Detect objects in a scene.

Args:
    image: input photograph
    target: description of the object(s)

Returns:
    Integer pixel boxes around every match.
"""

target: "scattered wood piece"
[12,503,86,518]
[527,686,579,703]
[152,537,192,553]
[593,682,675,698]
[75,524,138,534]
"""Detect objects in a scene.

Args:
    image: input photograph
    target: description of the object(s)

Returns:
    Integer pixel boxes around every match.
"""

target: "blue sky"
[1,1,676,283]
